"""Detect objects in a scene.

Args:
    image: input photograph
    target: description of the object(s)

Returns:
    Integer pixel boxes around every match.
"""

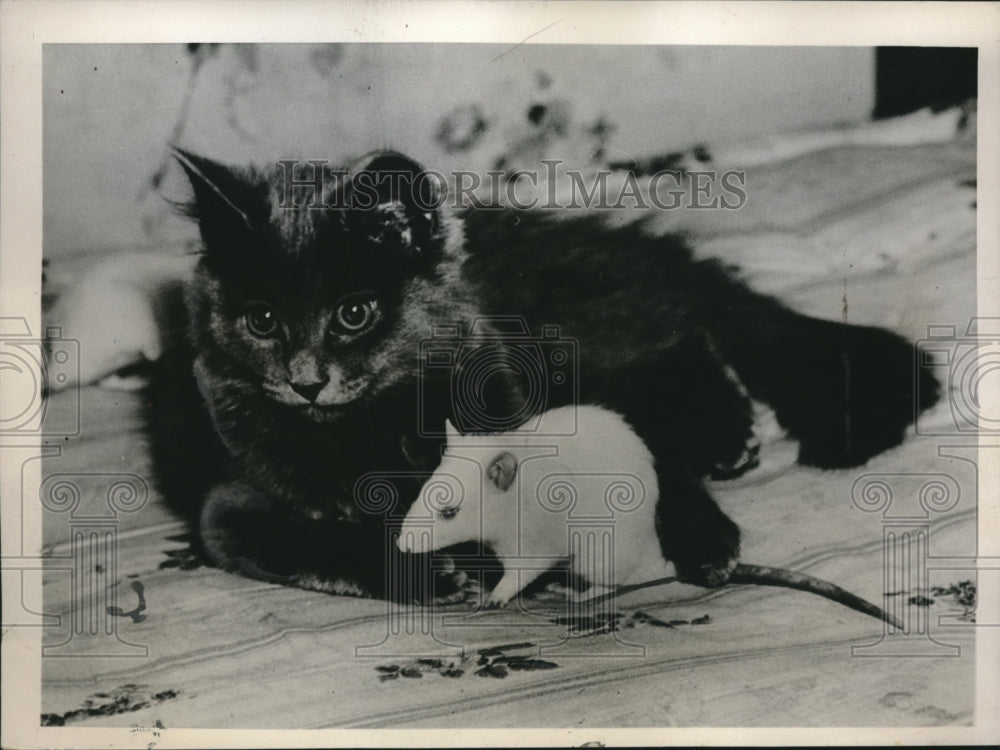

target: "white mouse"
[398,404,903,626]
[397,405,676,607]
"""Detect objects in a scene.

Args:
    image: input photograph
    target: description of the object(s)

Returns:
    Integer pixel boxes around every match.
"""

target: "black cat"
[148,148,939,600]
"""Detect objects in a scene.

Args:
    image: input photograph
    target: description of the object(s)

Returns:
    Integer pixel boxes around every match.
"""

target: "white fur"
[398,405,675,607]
[46,251,197,390]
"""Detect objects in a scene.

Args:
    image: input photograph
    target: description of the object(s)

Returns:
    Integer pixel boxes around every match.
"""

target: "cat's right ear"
[173,149,258,264]
[345,151,443,262]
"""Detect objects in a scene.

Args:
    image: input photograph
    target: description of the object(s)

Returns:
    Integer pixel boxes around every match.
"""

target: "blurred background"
[42,43,973,260]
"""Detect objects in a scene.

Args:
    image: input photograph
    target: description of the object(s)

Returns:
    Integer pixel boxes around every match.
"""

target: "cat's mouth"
[310,380,366,409]
[299,386,369,421]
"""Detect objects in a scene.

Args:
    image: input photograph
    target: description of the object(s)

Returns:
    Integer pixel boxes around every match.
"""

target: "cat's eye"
[439,506,458,520]
[334,296,379,333]
[244,302,280,338]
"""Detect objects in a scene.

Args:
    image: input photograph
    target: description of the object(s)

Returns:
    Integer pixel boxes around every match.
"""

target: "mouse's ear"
[486,451,518,492]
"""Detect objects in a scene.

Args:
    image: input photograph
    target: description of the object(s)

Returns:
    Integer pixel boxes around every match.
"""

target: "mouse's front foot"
[483,573,520,609]
[483,592,512,610]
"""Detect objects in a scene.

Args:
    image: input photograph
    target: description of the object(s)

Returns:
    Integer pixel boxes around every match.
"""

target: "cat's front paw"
[670,517,740,588]
[219,555,301,584]
[657,474,741,588]
[689,555,739,587]
[199,481,302,583]
[710,434,761,480]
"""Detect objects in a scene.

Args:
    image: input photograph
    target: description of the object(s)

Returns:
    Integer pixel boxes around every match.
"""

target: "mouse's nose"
[397,534,410,553]
[290,378,328,403]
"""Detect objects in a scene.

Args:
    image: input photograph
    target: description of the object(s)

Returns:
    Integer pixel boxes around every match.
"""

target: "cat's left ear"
[346,151,443,260]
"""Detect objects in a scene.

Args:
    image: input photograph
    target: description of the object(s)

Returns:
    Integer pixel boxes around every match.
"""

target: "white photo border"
[2,1,998,747]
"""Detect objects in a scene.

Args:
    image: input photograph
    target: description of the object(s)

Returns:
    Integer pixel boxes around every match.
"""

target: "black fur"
[148,149,939,599]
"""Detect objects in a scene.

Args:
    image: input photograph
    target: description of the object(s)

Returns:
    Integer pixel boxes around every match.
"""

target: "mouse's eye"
[244,302,280,338]
[439,506,458,520]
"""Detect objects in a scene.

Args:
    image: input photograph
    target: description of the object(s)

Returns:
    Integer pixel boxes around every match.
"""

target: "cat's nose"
[290,378,328,403]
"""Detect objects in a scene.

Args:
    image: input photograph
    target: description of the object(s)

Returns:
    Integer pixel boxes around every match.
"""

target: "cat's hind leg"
[710,297,939,468]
